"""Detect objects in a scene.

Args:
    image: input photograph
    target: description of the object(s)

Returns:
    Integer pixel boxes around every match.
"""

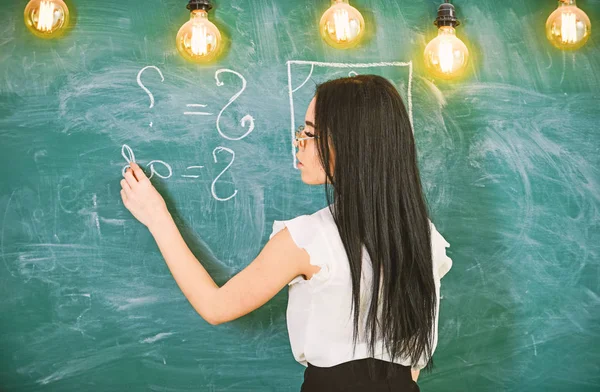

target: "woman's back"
[270,205,453,371]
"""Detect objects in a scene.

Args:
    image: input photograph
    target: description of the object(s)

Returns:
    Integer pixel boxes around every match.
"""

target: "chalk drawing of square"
[286,60,413,169]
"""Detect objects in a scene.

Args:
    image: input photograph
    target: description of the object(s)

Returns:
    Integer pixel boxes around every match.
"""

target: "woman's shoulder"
[269,207,335,286]
[312,205,334,222]
[269,205,332,241]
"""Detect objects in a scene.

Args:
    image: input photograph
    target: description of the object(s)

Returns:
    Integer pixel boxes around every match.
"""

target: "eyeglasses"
[294,125,319,150]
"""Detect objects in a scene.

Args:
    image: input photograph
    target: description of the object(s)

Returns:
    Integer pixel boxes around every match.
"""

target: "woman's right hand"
[120,162,170,231]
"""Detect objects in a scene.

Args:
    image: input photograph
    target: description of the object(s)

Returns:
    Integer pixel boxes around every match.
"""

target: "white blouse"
[269,205,453,370]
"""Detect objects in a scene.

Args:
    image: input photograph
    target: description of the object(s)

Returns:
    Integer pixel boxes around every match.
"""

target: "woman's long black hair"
[313,74,436,375]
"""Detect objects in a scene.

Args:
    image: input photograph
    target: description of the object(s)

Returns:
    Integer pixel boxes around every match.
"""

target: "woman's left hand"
[120,162,170,230]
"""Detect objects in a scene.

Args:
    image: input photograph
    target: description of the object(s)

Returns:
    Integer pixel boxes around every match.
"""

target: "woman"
[119,74,452,391]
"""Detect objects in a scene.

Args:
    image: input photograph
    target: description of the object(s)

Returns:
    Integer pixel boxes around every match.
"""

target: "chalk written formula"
[123,61,412,202]
[121,144,237,202]
[122,66,258,202]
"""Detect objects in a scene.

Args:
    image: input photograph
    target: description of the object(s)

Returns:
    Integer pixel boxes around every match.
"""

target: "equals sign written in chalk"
[184,104,213,116]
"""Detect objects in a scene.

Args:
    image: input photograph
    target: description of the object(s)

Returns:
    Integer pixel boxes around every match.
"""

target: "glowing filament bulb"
[561,12,577,43]
[191,25,209,55]
[24,0,70,39]
[333,9,350,41]
[438,40,454,73]
[424,26,469,79]
[423,1,469,80]
[176,9,222,63]
[546,0,591,50]
[320,0,365,49]
[37,1,54,31]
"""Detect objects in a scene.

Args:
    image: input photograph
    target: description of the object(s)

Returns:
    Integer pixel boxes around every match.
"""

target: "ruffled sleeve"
[270,214,331,287]
[429,221,453,281]
[411,221,453,370]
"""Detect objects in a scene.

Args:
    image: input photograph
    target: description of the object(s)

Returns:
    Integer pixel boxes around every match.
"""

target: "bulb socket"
[187,0,213,12]
[434,1,460,28]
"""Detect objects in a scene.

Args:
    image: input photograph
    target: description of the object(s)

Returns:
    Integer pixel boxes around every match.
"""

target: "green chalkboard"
[1,0,599,391]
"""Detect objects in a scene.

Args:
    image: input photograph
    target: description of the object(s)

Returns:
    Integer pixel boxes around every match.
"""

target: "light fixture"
[24,0,70,39]
[423,0,469,80]
[176,0,222,63]
[546,0,591,50]
[319,0,365,49]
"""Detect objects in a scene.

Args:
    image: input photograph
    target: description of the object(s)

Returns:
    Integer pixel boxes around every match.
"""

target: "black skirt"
[300,357,420,392]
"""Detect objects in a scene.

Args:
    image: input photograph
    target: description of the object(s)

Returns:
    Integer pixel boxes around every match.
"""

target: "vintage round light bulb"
[546,0,591,50]
[424,26,469,79]
[319,0,365,49]
[424,1,469,80]
[24,0,70,39]
[176,2,222,63]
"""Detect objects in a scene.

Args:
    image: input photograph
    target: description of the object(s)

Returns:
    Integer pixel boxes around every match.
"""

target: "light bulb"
[424,1,469,80]
[176,8,222,63]
[546,0,591,50]
[319,0,365,49]
[24,0,69,39]
[424,26,469,79]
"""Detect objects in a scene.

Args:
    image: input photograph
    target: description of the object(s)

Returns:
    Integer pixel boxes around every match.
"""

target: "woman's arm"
[150,213,310,325]
[120,163,312,325]
[411,368,420,382]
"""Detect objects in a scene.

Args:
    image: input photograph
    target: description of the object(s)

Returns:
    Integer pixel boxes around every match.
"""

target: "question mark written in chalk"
[137,65,165,127]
